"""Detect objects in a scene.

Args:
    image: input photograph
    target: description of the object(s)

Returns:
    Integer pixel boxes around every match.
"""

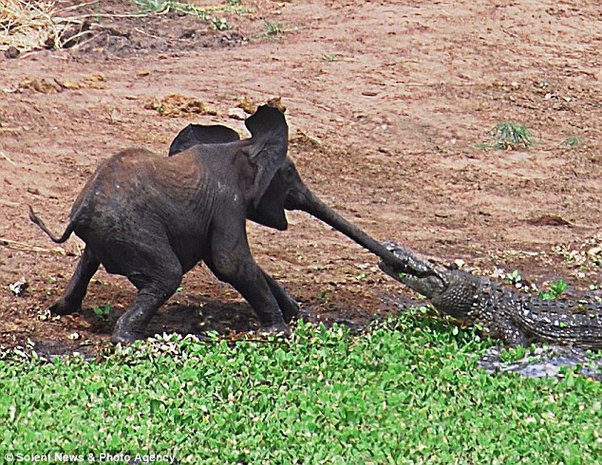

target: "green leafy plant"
[212,17,231,31]
[475,141,491,150]
[132,0,172,14]
[538,278,569,300]
[503,269,523,286]
[1,314,600,463]
[499,344,532,363]
[92,303,112,320]
[490,121,533,149]
[354,272,367,281]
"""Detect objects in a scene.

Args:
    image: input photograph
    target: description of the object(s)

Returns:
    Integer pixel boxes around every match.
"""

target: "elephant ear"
[244,105,288,208]
[247,173,289,230]
[168,124,240,156]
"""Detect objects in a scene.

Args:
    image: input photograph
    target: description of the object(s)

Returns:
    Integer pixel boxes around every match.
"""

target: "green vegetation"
[499,343,532,363]
[1,311,600,463]
[538,279,569,301]
[92,303,112,320]
[479,122,534,150]
[131,0,246,29]
[263,20,284,37]
[475,141,491,150]
[211,17,231,31]
[318,290,330,303]
[562,136,583,149]
[491,121,533,149]
[322,53,342,62]
[132,0,170,14]
[503,269,524,286]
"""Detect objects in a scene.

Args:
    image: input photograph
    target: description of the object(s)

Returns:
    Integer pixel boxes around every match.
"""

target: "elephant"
[30,105,415,344]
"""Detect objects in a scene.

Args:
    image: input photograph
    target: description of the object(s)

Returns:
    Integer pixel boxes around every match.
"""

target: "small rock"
[587,246,601,258]
[37,309,51,321]
[4,46,20,59]
[228,107,247,120]
[453,259,465,269]
[9,278,28,296]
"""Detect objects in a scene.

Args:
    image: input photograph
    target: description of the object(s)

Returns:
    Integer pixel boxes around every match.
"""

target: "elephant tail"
[28,205,75,244]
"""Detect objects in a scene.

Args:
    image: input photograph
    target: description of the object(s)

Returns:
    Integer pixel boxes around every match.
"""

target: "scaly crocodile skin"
[379,241,602,349]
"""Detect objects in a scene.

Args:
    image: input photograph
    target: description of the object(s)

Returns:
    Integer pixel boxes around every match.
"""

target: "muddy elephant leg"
[111,255,183,345]
[207,231,289,334]
[261,271,299,323]
[50,246,100,315]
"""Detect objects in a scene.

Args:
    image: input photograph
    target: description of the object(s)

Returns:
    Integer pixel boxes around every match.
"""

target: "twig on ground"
[0,237,66,255]
[0,150,16,166]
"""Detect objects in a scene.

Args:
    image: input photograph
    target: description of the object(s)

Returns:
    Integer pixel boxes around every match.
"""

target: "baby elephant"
[31,105,409,344]
[30,106,299,343]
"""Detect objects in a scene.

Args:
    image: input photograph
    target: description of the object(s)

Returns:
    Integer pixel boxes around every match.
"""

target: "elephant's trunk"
[291,188,431,276]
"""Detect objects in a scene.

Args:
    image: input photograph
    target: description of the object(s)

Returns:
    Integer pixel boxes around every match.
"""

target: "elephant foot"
[258,323,291,337]
[281,297,300,323]
[110,328,145,345]
[112,314,146,345]
[49,299,80,316]
[295,308,312,321]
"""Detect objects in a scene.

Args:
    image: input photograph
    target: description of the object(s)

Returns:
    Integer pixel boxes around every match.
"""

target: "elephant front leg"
[207,255,290,336]
[50,246,100,315]
[208,216,291,335]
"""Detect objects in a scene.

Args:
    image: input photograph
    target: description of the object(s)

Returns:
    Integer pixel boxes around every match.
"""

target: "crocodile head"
[379,241,484,320]
[378,241,450,299]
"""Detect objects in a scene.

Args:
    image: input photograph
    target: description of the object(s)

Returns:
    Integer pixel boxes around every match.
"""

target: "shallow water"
[479,345,602,381]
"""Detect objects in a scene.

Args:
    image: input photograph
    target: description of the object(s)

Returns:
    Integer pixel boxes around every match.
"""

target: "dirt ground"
[1,0,600,356]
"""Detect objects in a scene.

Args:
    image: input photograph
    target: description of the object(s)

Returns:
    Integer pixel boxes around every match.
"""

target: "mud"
[0,0,600,356]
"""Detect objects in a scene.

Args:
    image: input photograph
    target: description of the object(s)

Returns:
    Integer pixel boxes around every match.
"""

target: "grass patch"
[322,53,342,62]
[478,122,533,150]
[562,136,583,149]
[1,311,601,463]
[490,121,533,150]
[131,0,248,26]
[263,20,284,37]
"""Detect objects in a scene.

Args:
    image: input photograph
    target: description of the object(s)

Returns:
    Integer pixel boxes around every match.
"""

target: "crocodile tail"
[28,205,75,244]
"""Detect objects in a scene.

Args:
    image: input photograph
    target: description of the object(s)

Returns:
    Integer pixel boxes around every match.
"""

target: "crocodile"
[378,241,602,350]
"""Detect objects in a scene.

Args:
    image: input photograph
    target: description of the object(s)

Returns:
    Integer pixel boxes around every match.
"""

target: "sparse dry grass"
[0,0,67,51]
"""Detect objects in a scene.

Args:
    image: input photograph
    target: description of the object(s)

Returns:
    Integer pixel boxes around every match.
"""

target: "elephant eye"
[284,165,296,179]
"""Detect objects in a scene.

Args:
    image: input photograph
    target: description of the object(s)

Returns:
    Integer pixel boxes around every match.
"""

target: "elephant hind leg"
[50,246,100,315]
[111,254,183,344]
[261,271,299,323]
